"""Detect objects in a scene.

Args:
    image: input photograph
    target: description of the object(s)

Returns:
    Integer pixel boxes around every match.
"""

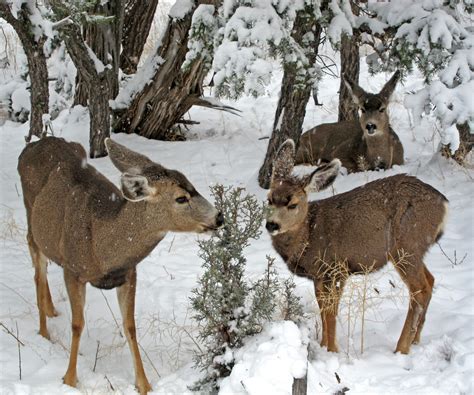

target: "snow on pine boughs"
[367,0,474,152]
[190,185,280,392]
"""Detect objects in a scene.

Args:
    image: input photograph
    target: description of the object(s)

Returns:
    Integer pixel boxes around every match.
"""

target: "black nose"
[366,123,376,134]
[265,221,280,233]
[216,212,224,227]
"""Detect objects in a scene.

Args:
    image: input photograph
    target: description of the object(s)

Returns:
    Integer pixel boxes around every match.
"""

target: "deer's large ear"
[343,74,367,106]
[120,173,155,202]
[271,139,296,184]
[379,70,401,102]
[106,138,154,173]
[303,159,340,193]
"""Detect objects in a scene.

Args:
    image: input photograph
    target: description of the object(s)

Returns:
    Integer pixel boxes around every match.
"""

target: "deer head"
[266,140,340,235]
[105,138,223,233]
[343,70,400,137]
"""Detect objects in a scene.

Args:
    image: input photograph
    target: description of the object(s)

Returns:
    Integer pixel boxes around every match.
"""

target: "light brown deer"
[295,71,404,172]
[266,140,448,354]
[18,137,223,394]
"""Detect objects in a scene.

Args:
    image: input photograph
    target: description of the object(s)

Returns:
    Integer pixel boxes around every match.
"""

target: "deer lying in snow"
[266,140,448,354]
[18,137,223,394]
[295,71,404,172]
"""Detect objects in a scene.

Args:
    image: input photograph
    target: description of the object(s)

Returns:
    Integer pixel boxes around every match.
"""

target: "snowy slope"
[0,64,473,395]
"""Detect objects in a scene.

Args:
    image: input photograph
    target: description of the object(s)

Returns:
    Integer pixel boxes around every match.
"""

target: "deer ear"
[303,159,340,193]
[120,173,155,202]
[106,138,154,173]
[271,139,296,184]
[343,74,367,106]
[379,70,401,102]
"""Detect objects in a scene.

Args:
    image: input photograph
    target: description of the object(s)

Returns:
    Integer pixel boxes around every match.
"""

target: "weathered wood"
[120,0,159,74]
[258,6,323,189]
[441,121,474,165]
[113,0,221,140]
[338,33,359,121]
[292,374,308,395]
[51,0,112,158]
[75,0,124,105]
[0,2,49,142]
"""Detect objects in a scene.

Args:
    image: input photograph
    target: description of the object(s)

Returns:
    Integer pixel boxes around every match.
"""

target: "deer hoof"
[63,373,78,388]
[136,380,152,395]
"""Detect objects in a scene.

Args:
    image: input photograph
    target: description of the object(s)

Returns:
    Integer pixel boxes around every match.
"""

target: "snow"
[169,0,194,20]
[0,45,473,395]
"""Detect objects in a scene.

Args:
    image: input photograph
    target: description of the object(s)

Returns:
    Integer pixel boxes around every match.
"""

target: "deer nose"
[366,123,377,135]
[265,221,280,233]
[216,212,224,227]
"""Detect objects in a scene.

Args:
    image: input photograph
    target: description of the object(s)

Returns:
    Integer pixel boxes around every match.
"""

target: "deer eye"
[175,196,189,204]
[379,108,385,113]
[288,203,297,210]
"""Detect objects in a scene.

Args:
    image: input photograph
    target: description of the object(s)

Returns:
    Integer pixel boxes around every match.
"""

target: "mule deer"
[266,140,447,354]
[295,71,404,172]
[18,137,223,394]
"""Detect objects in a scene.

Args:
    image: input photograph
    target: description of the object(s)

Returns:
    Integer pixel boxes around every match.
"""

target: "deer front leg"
[314,281,328,348]
[117,268,152,395]
[63,270,86,387]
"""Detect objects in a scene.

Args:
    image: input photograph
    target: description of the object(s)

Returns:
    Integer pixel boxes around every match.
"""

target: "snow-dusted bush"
[190,185,304,392]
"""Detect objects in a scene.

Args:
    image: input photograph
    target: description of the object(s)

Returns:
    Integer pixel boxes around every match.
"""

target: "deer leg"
[395,261,432,354]
[314,281,328,348]
[62,270,86,387]
[117,268,152,395]
[412,265,434,345]
[28,233,56,339]
[316,279,345,352]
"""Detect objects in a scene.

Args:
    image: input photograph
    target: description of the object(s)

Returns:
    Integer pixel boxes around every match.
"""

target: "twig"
[138,342,161,378]
[16,322,22,380]
[437,243,467,267]
[104,374,115,391]
[167,235,175,253]
[99,291,123,338]
[93,341,100,372]
[0,322,25,346]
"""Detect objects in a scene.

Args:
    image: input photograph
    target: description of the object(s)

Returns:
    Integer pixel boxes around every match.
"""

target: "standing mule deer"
[266,140,448,354]
[18,137,223,394]
[295,71,404,172]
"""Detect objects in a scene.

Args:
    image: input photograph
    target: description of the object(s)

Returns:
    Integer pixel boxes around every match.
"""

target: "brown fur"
[295,71,404,171]
[267,140,448,354]
[18,137,221,394]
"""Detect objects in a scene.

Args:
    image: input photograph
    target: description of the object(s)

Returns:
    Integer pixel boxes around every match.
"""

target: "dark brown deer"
[295,71,404,172]
[18,137,223,394]
[266,140,447,354]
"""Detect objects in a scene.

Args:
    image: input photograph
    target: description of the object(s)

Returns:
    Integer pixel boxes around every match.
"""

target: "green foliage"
[190,185,280,392]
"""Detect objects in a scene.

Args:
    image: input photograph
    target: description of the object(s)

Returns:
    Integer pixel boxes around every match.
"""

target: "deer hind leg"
[117,268,152,395]
[28,233,57,340]
[412,265,434,345]
[63,270,86,388]
[394,259,433,354]
[315,277,345,353]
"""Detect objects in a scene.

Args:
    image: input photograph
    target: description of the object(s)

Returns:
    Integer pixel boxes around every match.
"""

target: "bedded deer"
[295,71,404,172]
[266,140,448,354]
[18,137,223,394]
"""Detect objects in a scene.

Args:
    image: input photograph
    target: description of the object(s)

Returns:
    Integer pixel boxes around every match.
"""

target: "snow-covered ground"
[0,63,473,394]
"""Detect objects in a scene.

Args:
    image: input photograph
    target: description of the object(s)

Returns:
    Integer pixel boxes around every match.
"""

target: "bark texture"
[258,10,323,189]
[120,0,159,74]
[0,2,49,142]
[50,0,112,158]
[338,33,359,121]
[74,0,124,105]
[441,122,474,165]
[114,0,220,140]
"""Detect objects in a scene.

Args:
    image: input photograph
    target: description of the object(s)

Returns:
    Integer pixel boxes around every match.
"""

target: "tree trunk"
[338,33,359,121]
[258,11,323,189]
[120,0,159,74]
[51,2,112,158]
[113,1,220,140]
[74,0,124,105]
[0,2,49,142]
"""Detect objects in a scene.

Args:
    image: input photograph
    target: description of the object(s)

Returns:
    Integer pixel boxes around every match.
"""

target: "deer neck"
[272,220,311,277]
[363,128,391,166]
[92,199,168,274]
